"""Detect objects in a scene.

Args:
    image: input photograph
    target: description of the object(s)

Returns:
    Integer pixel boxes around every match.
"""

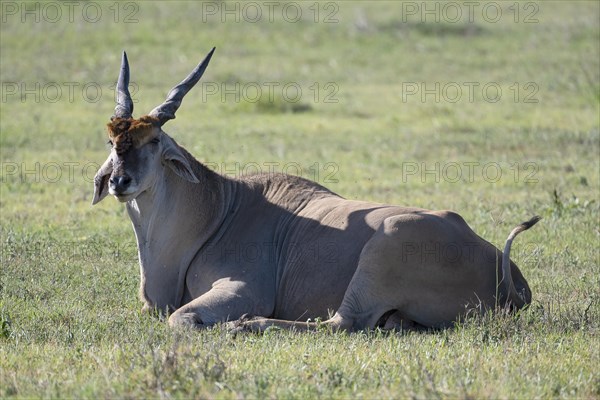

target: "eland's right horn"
[113,51,134,120]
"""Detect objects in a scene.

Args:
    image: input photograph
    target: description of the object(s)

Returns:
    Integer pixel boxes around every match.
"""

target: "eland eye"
[150,138,160,144]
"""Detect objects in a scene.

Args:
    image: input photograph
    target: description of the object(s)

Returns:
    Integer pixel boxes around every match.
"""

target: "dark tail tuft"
[521,215,542,230]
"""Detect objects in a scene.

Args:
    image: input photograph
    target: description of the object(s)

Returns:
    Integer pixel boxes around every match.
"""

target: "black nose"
[109,175,131,193]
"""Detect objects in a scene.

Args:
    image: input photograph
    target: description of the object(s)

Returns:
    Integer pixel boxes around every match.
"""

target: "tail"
[501,216,541,309]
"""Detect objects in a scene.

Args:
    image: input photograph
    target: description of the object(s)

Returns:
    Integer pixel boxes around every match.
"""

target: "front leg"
[227,313,351,333]
[168,282,271,329]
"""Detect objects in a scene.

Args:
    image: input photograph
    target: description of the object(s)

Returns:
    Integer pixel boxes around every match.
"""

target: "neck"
[126,156,234,313]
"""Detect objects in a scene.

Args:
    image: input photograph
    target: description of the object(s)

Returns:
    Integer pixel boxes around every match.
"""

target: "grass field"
[1,1,599,398]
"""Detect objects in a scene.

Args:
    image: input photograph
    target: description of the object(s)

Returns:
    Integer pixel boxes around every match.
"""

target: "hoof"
[168,312,204,329]
[223,314,254,334]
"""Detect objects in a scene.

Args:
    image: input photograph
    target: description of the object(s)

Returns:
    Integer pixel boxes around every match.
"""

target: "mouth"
[109,188,138,202]
[114,193,137,202]
[115,193,136,202]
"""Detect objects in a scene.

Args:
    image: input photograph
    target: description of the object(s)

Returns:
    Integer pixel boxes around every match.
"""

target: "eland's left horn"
[149,47,216,126]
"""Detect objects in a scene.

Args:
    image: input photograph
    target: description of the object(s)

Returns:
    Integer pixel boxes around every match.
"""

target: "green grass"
[1,1,599,398]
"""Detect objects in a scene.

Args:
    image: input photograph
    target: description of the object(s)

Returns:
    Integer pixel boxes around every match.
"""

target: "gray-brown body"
[151,171,531,331]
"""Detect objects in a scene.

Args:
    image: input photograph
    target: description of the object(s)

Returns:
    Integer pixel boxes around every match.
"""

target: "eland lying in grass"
[93,48,540,332]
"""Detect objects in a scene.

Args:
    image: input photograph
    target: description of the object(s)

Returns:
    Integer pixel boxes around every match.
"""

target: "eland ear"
[92,158,113,205]
[162,139,200,184]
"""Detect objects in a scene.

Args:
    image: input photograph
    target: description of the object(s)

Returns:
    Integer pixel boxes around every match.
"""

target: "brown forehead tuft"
[107,115,160,154]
